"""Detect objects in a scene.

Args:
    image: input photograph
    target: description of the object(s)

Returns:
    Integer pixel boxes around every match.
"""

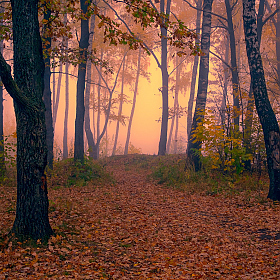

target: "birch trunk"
[243,0,280,200]
[187,0,213,171]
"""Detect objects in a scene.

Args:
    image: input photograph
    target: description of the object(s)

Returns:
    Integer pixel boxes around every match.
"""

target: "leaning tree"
[0,0,53,240]
[243,0,280,201]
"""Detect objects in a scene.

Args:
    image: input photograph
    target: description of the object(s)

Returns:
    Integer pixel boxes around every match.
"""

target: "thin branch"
[209,50,231,69]
[263,6,280,26]
[169,55,188,77]
[147,0,159,14]
[51,71,108,89]
[183,0,228,22]
[94,51,128,144]
[264,0,277,27]
[102,0,162,69]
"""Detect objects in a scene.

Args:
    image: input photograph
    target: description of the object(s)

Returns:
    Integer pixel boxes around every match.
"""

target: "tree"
[224,0,240,132]
[0,0,53,240]
[85,14,96,158]
[187,0,213,171]
[124,47,142,155]
[74,0,90,162]
[0,38,4,177]
[187,0,202,138]
[243,0,280,200]
[42,4,54,169]
[112,53,126,156]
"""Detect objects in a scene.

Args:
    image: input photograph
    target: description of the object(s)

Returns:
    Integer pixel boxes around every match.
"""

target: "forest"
[0,0,280,278]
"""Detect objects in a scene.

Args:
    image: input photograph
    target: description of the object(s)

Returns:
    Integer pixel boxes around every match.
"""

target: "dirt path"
[1,155,280,279]
[86,156,280,279]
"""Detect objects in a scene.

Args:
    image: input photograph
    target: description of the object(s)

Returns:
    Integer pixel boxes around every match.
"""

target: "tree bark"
[124,47,141,155]
[243,0,280,200]
[0,38,4,177]
[42,7,54,169]
[187,0,213,171]
[221,33,229,127]
[276,0,280,91]
[74,0,90,162]
[158,0,171,155]
[187,0,202,138]
[243,0,265,170]
[167,56,180,154]
[225,0,240,131]
[0,0,53,240]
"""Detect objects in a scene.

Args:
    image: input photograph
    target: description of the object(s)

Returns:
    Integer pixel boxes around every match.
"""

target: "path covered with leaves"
[1,155,280,279]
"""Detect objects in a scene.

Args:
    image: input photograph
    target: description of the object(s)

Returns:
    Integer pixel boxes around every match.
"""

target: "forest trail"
[1,155,280,279]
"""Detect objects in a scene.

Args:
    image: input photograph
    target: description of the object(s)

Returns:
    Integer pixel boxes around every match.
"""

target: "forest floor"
[0,154,280,279]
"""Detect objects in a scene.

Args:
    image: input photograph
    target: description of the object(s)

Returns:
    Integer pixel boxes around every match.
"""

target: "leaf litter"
[0,154,280,279]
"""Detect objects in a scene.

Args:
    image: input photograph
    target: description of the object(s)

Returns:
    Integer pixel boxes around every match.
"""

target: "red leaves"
[1,155,280,278]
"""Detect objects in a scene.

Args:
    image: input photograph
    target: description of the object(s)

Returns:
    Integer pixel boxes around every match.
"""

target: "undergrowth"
[150,154,269,199]
[47,157,114,189]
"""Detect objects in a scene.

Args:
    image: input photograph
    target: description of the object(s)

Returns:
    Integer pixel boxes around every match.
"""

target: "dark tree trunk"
[0,0,53,240]
[158,0,171,156]
[243,0,280,201]
[276,0,280,91]
[74,0,90,162]
[225,0,240,131]
[0,39,4,177]
[187,0,213,171]
[243,0,265,170]
[124,48,141,155]
[42,8,54,169]
[187,0,202,138]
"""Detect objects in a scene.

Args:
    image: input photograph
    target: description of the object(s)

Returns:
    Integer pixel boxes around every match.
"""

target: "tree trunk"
[221,33,229,126]
[0,0,53,240]
[63,60,69,159]
[187,0,213,171]
[74,0,90,162]
[187,0,202,138]
[52,61,55,115]
[243,0,265,170]
[225,0,240,132]
[95,52,103,159]
[53,62,62,130]
[167,56,180,154]
[42,8,54,169]
[158,0,171,156]
[124,47,141,155]
[84,15,95,158]
[112,54,126,156]
[0,38,4,177]
[243,0,280,201]
[276,0,280,91]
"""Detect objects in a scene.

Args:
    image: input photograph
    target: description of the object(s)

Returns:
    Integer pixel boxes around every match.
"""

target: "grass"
[149,154,270,200]
[47,157,115,189]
